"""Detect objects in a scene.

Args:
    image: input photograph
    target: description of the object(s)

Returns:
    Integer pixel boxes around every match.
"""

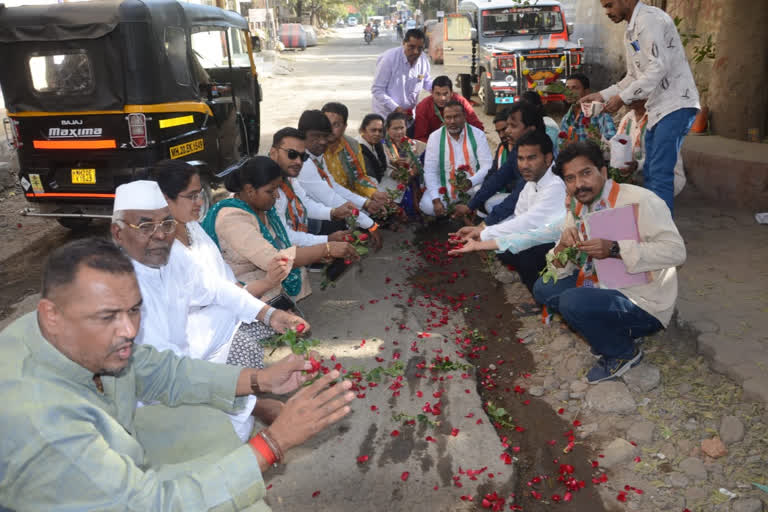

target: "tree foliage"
[287,0,393,25]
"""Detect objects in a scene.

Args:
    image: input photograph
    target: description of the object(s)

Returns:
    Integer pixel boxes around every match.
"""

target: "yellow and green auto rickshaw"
[0,0,262,229]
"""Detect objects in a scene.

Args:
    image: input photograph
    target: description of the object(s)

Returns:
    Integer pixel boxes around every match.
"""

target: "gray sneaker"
[586,348,644,384]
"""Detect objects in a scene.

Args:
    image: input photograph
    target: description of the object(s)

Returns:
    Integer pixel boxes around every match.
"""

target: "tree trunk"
[708,0,768,140]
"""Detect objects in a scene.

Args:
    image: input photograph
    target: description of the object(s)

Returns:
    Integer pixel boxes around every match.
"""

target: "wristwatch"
[609,241,621,258]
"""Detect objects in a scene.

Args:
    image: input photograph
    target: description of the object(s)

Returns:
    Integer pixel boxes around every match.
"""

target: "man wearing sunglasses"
[269,127,353,247]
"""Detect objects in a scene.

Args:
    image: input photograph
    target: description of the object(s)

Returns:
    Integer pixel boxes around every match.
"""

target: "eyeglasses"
[276,146,309,162]
[178,190,203,201]
[125,219,178,237]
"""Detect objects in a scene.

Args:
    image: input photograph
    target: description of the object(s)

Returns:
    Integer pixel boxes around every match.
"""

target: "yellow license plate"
[169,138,204,159]
[71,168,96,184]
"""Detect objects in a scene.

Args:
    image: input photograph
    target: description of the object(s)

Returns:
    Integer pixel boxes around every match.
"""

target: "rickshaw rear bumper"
[21,202,113,219]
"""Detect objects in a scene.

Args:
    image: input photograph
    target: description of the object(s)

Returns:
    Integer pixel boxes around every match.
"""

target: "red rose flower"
[296,323,306,333]
[618,139,628,145]
[400,136,408,144]
[558,131,567,139]
[352,208,360,216]
[397,183,405,191]
[581,117,591,126]
[438,186,447,195]
[358,233,369,241]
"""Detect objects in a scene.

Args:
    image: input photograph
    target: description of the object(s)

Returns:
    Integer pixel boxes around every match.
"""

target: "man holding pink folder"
[533,141,686,384]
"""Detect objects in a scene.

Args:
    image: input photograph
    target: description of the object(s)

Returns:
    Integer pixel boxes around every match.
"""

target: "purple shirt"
[371,46,432,118]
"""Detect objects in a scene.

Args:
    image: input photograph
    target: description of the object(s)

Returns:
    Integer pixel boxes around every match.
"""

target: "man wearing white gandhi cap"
[111,180,309,440]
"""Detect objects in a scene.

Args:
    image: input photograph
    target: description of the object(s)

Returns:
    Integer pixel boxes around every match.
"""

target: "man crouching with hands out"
[532,140,685,385]
[0,237,354,511]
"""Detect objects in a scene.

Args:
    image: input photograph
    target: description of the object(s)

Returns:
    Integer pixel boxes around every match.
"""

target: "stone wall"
[560,0,626,90]
[560,0,726,102]
[665,0,723,108]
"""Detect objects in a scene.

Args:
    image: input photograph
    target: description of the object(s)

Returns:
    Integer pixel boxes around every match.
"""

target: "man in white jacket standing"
[533,141,686,384]
[582,0,699,214]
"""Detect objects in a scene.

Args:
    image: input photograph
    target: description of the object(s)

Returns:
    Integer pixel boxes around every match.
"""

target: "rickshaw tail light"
[127,113,148,148]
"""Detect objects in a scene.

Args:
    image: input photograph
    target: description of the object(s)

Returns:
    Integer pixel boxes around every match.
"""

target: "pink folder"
[584,204,651,289]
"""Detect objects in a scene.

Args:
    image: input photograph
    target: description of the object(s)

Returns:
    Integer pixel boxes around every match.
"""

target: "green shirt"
[0,312,269,511]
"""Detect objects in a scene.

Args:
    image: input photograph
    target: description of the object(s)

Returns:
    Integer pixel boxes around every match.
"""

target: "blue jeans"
[644,107,697,214]
[532,273,663,359]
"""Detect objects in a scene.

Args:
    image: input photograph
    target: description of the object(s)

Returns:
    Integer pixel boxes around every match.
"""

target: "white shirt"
[480,165,566,241]
[423,124,493,203]
[133,240,267,357]
[600,2,699,129]
[297,152,375,229]
[275,179,329,247]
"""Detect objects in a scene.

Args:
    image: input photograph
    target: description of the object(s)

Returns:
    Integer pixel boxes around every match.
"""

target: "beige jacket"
[215,207,311,302]
[553,183,685,326]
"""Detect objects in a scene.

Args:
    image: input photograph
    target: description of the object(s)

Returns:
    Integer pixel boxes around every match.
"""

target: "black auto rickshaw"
[0,0,262,229]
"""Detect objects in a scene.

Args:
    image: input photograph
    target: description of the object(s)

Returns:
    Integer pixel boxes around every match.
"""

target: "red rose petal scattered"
[391,430,400,437]
[557,408,565,415]
[370,405,378,412]
[312,491,320,498]
[400,471,410,481]
[573,420,582,427]
[357,455,369,464]
[451,428,459,437]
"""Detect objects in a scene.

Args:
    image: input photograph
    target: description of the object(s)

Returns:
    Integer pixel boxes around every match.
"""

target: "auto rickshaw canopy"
[0,0,249,113]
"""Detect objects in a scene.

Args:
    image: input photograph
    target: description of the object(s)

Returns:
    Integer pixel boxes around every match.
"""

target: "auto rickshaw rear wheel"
[57,217,92,231]
[197,181,212,221]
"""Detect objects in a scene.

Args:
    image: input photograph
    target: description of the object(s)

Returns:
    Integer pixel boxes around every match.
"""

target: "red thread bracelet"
[249,434,276,466]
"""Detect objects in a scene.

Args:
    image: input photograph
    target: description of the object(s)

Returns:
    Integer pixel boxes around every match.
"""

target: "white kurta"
[616,110,686,196]
[133,239,265,441]
[183,222,241,363]
[422,124,493,204]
